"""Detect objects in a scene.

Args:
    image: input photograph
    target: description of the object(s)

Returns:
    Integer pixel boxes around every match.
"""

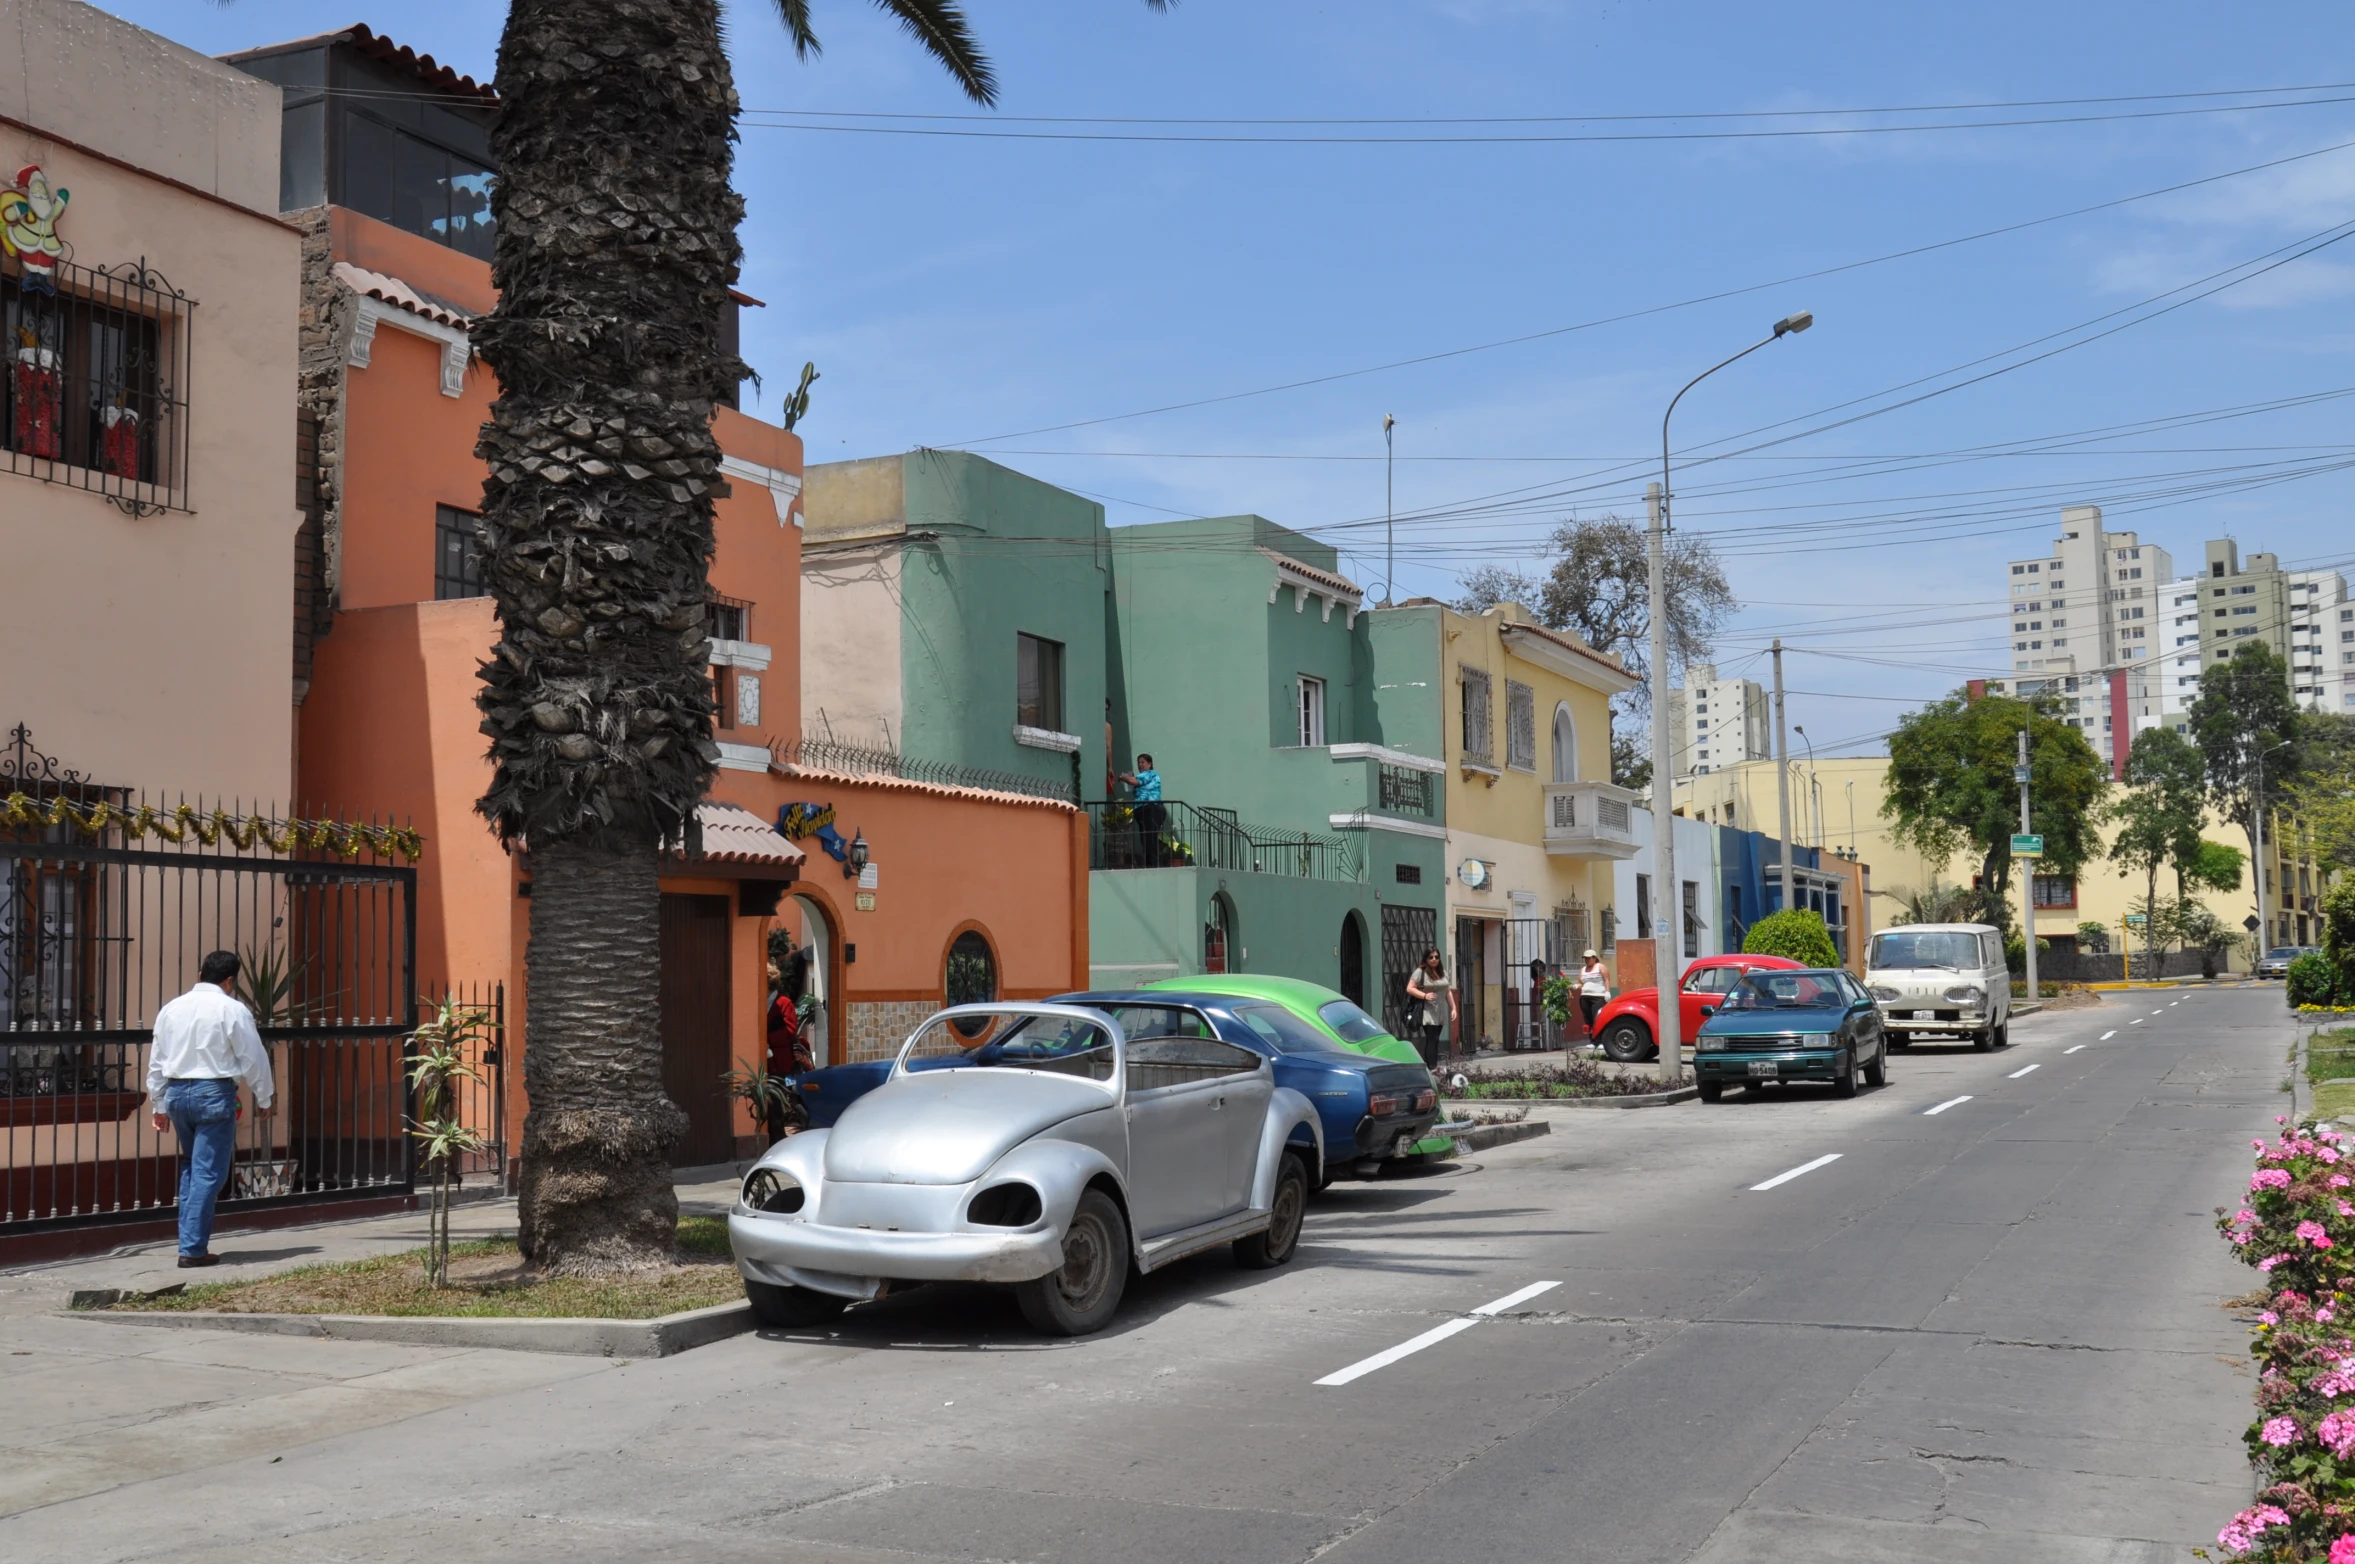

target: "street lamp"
[1648,311,1814,1086]
[1794,724,1822,849]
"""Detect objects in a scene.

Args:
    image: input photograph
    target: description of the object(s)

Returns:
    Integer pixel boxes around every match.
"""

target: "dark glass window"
[707,598,749,642]
[946,930,998,1008]
[1017,633,1065,731]
[434,505,484,599]
[339,115,496,260]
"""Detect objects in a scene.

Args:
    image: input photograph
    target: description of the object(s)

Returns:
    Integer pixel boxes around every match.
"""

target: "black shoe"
[177,1253,220,1269]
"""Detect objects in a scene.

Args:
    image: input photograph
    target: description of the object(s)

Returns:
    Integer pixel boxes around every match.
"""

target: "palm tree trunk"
[475,0,744,1272]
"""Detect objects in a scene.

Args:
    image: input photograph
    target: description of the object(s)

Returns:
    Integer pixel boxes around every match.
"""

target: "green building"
[800,454,1447,1026]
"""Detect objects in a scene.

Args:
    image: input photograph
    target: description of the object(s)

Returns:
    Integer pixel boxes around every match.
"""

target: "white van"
[1866,923,2011,1051]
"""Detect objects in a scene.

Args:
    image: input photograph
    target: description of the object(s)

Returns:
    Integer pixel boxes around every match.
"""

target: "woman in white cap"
[1577,949,1611,1039]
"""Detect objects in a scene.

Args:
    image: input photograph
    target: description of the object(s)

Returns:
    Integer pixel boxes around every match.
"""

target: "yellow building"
[1397,602,1638,1047]
[1676,756,2306,968]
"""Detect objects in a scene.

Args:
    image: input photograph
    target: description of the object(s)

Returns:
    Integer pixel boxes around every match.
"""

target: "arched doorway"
[779,893,835,1068]
[1339,911,1367,1006]
[1204,892,1236,974]
[1551,703,1579,782]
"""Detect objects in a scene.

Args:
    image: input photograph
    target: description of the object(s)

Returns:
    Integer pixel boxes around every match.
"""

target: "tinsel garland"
[0,792,424,862]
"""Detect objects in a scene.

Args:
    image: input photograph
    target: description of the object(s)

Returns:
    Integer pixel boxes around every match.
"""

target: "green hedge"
[1741,908,1841,968]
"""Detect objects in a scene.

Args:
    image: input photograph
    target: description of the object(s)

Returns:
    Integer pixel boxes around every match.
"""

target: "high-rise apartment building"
[2186,539,2347,714]
[1665,663,1771,778]
[2003,506,2172,777]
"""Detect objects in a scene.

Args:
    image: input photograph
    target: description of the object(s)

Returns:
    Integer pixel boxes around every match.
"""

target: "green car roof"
[1140,973,1428,1068]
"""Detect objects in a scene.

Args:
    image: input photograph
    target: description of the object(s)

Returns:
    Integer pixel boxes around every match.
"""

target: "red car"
[1590,953,1808,1062]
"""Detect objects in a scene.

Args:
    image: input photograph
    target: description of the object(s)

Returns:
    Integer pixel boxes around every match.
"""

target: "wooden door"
[659,893,735,1167]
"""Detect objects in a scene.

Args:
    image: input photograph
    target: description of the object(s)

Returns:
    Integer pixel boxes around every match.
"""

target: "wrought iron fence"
[1084,800,1361,882]
[3,256,195,515]
[1377,764,1433,817]
[416,980,510,1194]
[2,731,419,1234]
[775,734,1077,804]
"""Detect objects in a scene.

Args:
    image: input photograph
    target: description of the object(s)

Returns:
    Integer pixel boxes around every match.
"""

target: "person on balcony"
[1118,753,1168,868]
[146,950,276,1268]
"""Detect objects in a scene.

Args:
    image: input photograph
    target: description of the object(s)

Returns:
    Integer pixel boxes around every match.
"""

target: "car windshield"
[1721,971,1847,1010]
[1235,1004,1356,1056]
[1870,931,1978,971]
[1316,999,1391,1045]
[901,1011,1114,1082]
[2269,947,2301,959]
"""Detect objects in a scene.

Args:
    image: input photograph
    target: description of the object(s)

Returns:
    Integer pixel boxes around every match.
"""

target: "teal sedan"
[1692,967,1889,1103]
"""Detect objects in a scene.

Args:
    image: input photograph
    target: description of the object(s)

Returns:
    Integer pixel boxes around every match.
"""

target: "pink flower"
[2318,1370,2355,1398]
[2326,1307,2341,1324]
[2261,1255,2287,1272]
[2254,1169,2294,1190]
[2321,1409,2355,1457]
[2324,1147,2344,1164]
[2222,1503,2294,1553]
[2262,1416,2301,1447]
[2260,1311,2281,1325]
[2332,1534,2355,1564]
[2334,1175,2352,1189]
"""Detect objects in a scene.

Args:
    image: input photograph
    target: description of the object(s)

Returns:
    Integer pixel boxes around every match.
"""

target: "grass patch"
[2313,1078,2355,1126]
[108,1213,742,1320]
[1444,1062,1666,1100]
[2307,1029,2355,1086]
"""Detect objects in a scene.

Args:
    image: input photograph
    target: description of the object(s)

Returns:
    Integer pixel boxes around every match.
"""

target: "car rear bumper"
[1349,1110,1441,1160]
[729,1210,1064,1290]
[1883,1012,1990,1032]
[1695,1049,1845,1083]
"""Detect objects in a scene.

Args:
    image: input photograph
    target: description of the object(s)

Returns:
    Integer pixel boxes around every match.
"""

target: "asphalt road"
[1,987,2285,1563]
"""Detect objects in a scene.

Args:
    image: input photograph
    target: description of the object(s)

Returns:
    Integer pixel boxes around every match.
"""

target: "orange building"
[251,27,1083,1168]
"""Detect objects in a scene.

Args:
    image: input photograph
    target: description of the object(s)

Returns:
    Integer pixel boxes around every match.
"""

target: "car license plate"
[1747,1061,1778,1077]
[1911,1009,1935,1020]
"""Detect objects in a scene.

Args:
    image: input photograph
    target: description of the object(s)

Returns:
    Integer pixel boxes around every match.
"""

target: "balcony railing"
[1086,801,1361,882]
[1542,781,1641,859]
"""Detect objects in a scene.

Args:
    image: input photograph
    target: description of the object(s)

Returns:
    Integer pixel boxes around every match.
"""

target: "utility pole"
[1646,481,1680,1086]
[1383,414,1396,607]
[1773,638,1794,918]
[2254,743,2272,957]
[2017,727,2038,1004]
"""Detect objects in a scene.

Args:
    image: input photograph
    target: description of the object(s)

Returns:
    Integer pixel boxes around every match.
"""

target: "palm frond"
[772,0,820,60]
[871,0,999,107]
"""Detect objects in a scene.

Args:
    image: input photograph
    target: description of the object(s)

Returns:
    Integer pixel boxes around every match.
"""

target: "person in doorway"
[763,955,813,1142]
[146,950,275,1268]
[1577,949,1611,1038]
[1405,947,1458,1064]
[1118,752,1167,867]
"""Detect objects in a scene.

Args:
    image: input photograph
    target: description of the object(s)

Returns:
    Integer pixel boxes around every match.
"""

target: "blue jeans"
[165,1079,239,1257]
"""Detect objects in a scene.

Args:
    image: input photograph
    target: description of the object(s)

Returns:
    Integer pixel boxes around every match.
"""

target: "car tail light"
[1414,1089,1436,1113]
[1370,1093,1404,1116]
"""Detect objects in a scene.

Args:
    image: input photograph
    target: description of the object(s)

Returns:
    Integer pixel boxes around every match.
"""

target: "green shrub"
[1742,908,1840,968]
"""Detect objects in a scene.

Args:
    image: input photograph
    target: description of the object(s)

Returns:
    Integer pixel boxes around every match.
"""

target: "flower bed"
[1440,1061,1667,1100]
[2209,1120,2355,1558]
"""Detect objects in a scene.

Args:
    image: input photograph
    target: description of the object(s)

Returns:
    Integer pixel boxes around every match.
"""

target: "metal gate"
[3,730,420,1235]
[1455,916,1563,1054]
[1379,903,1436,1053]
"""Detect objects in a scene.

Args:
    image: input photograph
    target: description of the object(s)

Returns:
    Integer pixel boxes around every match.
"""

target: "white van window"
[1870,931,1981,971]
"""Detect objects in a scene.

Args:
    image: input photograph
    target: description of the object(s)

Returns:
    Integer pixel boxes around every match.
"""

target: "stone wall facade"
[841,999,938,1065]
[289,205,352,689]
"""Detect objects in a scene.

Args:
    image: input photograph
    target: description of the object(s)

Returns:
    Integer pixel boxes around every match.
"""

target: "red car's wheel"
[1599,1017,1652,1062]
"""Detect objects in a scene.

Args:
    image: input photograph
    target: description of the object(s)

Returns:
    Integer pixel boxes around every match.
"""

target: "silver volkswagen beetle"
[728,1002,1325,1336]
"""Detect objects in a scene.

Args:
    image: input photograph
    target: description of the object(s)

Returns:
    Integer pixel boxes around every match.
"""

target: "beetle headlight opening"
[968,1182,1043,1228]
[741,1168,805,1215]
[1944,985,1985,1006]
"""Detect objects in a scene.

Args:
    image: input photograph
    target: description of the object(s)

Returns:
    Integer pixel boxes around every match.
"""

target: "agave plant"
[720,1055,803,1150]
[408,995,493,1286]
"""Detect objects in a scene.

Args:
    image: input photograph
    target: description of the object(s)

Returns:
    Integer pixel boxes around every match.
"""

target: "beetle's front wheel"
[1016,1188,1129,1336]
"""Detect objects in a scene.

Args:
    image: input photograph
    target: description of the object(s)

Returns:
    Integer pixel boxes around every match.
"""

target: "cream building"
[1665,663,1770,779]
[1431,603,1639,1047]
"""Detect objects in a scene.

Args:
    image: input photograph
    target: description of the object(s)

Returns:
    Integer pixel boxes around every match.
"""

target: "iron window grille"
[433,504,484,599]
[2032,875,2077,909]
[3,258,193,515]
[707,595,750,643]
[1505,680,1536,771]
[1460,669,1494,764]
[1377,764,1432,816]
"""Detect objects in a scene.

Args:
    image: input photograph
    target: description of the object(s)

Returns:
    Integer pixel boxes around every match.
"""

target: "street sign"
[2245,915,2262,933]
[2125,913,2147,927]
[2011,833,2044,856]
[2013,765,2031,785]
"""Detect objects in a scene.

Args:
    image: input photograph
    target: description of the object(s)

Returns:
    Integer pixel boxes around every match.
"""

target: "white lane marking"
[2008,1063,2040,1079]
[1472,1280,1561,1315]
[2131,1019,2143,1026]
[1924,1096,1972,1115]
[1316,1319,1477,1386]
[2152,1009,2167,1016]
[2065,1045,2086,1054]
[2169,1001,2180,1007]
[2100,1030,2118,1041]
[1315,1281,1563,1386]
[1751,1153,1843,1191]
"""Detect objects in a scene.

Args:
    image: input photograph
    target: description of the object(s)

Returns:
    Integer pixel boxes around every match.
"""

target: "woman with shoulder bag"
[1404,947,1459,1064]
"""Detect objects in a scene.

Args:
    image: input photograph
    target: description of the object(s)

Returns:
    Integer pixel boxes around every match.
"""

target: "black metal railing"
[1085,800,1361,882]
[1377,763,1434,817]
[777,733,1078,804]
[4,256,194,515]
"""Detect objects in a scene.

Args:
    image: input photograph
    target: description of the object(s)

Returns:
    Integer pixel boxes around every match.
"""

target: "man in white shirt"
[147,950,276,1267]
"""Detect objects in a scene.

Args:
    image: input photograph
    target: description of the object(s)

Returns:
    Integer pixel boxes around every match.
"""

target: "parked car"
[1865,923,2011,1050]
[788,990,1440,1182]
[1693,967,1889,1102]
[1140,973,1457,1158]
[730,1002,1324,1337]
[1588,953,1807,1062]
[2256,946,2308,981]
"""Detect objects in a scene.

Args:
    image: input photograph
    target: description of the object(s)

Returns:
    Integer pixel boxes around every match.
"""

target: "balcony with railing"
[1542,781,1641,859]
[1085,801,1362,882]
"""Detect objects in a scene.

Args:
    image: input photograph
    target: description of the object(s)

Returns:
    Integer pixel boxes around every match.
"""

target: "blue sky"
[113,0,2355,750]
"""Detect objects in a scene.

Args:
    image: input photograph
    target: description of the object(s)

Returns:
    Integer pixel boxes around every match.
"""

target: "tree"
[1882,690,2110,939]
[1742,908,1840,967]
[2187,642,2304,916]
[476,0,1166,1273]
[1611,733,1652,796]
[2288,711,2355,873]
[2107,727,2208,978]
[1887,880,1984,927]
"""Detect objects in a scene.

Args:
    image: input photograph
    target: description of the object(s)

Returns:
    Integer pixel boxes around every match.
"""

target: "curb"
[1451,1119,1552,1153]
[58,1298,755,1358]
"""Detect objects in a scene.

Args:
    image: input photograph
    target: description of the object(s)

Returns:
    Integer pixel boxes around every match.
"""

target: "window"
[1635,873,1653,939]
[1460,668,1493,763]
[1379,764,1432,816]
[1233,1004,1352,1057]
[3,261,191,507]
[945,929,998,1008]
[1394,862,1422,885]
[1297,674,1327,748]
[1505,680,1536,770]
[1551,705,1579,782]
[2011,564,2025,575]
[2032,875,2076,909]
[338,111,496,260]
[433,505,485,599]
[707,598,749,642]
[1683,880,1701,959]
[1016,633,1065,732]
